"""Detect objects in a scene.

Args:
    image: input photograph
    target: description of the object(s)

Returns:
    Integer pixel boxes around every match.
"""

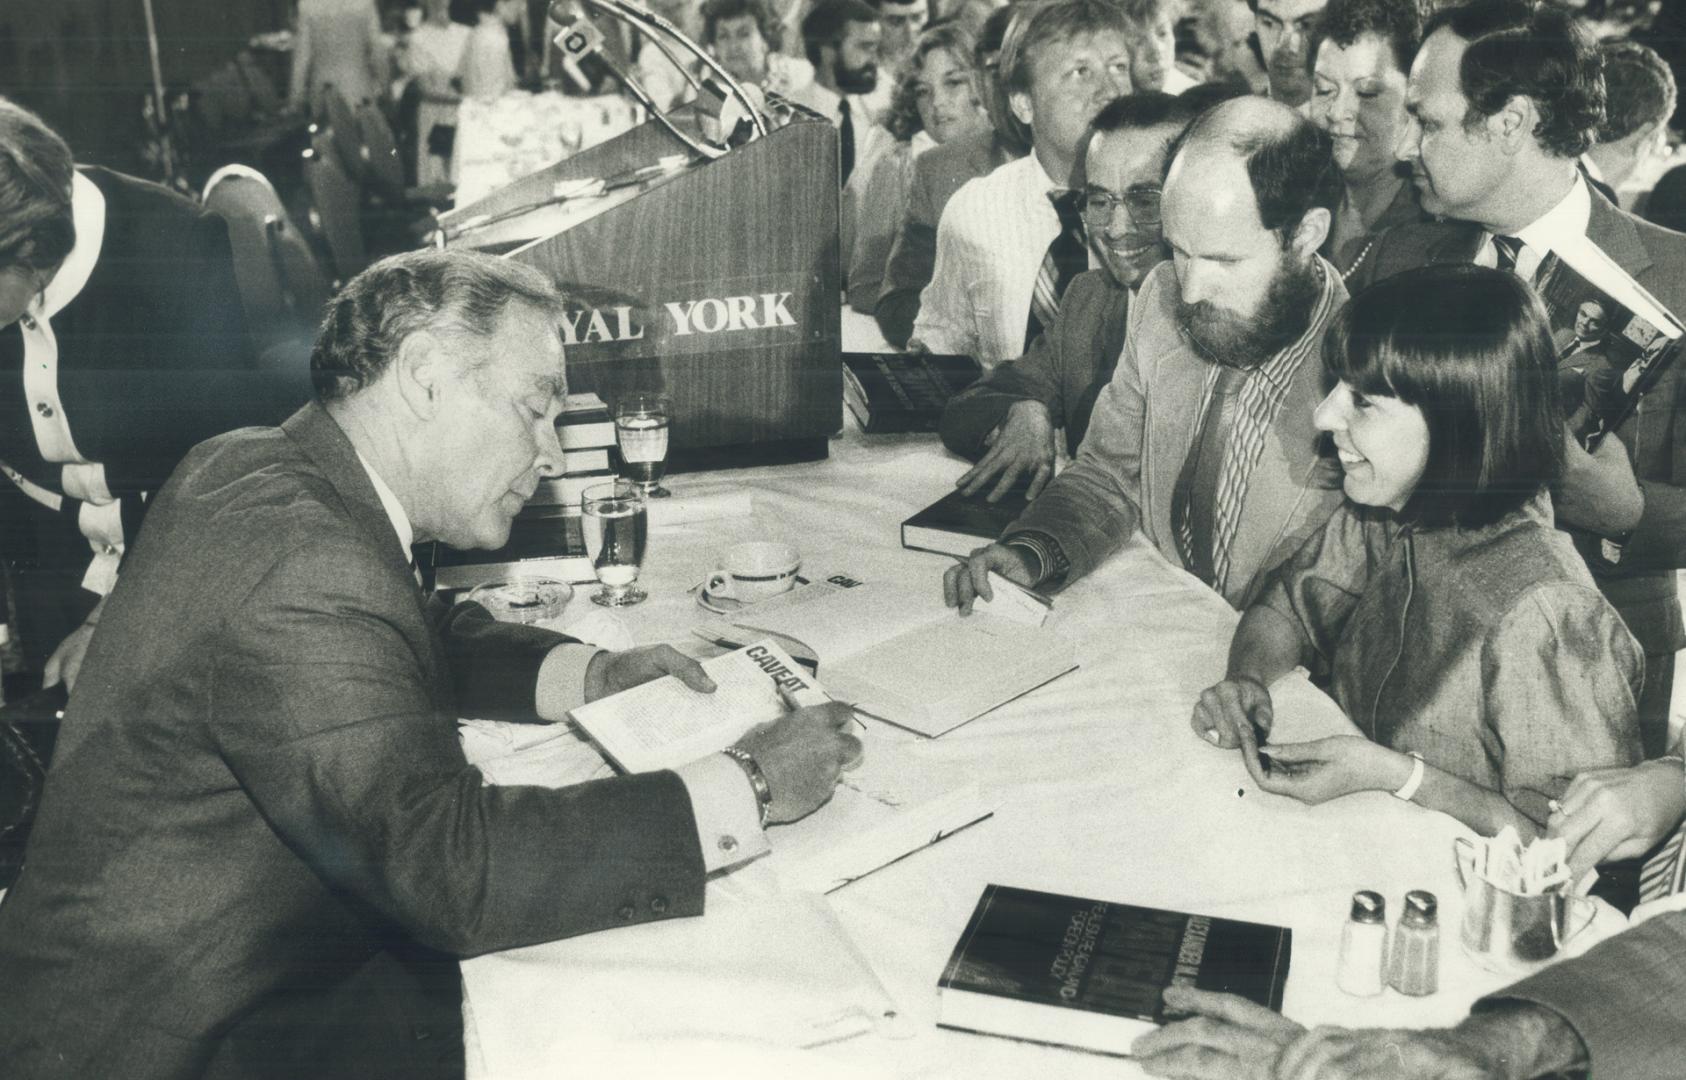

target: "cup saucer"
[696,589,744,615]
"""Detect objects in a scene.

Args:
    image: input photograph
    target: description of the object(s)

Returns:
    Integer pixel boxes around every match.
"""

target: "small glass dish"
[466,576,573,625]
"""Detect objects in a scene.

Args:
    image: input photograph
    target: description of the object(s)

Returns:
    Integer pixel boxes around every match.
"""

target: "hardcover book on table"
[938,884,1292,1056]
[842,351,982,434]
[901,484,1032,558]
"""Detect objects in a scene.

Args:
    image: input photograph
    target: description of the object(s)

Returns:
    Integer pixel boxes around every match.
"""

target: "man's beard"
[836,60,878,95]
[1178,252,1322,369]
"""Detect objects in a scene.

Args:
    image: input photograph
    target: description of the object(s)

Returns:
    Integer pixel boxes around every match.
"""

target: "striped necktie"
[1639,819,1686,903]
[1491,234,1524,274]
[1025,190,1087,350]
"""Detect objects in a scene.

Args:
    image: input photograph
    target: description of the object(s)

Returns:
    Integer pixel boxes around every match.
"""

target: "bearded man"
[945,97,1347,612]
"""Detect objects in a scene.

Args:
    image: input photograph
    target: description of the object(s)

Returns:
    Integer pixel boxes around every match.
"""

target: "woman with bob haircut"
[1192,264,1642,835]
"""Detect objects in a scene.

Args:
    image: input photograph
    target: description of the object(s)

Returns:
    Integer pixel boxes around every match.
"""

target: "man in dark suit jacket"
[1348,0,1686,760]
[0,250,858,1079]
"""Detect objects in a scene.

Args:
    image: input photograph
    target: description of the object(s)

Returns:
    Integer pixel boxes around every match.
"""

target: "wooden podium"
[438,114,841,470]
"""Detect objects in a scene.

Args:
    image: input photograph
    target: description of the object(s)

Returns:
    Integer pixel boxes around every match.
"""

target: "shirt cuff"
[675,753,770,874]
[536,643,601,718]
[1002,530,1069,589]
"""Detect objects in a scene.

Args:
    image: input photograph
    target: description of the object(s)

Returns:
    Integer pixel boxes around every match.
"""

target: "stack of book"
[842,351,981,434]
[429,392,617,590]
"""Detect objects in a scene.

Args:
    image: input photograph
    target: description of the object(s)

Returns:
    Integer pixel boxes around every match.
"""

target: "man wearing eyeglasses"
[944,96,1348,614]
[939,91,1204,501]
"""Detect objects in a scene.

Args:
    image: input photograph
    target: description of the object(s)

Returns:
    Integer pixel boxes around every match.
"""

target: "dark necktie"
[1025,190,1087,350]
[1172,364,1247,588]
[838,98,855,186]
[1491,234,1524,275]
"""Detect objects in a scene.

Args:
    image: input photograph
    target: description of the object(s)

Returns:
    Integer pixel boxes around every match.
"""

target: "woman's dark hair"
[1323,264,1565,529]
[1308,0,1422,77]
[0,98,76,273]
[884,24,979,142]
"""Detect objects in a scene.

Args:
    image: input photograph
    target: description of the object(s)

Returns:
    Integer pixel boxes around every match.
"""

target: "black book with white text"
[938,884,1292,1056]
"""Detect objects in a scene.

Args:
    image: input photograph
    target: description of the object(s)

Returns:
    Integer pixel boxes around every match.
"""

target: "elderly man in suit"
[0,250,859,1080]
[1348,0,1686,761]
[944,96,1347,613]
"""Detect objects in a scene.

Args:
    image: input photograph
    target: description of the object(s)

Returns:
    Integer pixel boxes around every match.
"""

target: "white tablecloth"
[459,417,1626,1078]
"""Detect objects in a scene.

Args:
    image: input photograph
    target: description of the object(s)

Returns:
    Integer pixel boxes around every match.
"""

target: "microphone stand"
[586,0,769,140]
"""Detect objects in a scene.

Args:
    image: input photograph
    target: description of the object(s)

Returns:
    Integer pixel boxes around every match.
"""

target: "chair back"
[301,129,369,283]
[202,164,330,339]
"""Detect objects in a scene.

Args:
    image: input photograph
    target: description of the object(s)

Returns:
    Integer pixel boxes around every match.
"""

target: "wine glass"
[614,392,672,498]
[580,479,648,607]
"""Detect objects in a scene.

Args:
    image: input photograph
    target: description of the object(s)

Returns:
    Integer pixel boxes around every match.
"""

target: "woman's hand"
[1547,758,1686,878]
[1250,736,1408,805]
[1191,675,1274,753]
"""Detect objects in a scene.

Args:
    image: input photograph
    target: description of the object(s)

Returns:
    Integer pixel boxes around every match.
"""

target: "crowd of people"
[2,0,1686,1077]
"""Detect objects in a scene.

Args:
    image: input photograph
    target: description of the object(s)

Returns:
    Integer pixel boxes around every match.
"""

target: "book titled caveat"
[842,351,982,434]
[568,639,995,892]
[901,484,1032,558]
[938,885,1292,1056]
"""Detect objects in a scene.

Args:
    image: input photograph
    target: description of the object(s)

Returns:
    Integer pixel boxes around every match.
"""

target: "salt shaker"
[1387,890,1439,996]
[1336,890,1388,996]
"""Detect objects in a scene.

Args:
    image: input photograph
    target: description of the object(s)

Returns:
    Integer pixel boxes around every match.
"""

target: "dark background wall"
[0,0,291,172]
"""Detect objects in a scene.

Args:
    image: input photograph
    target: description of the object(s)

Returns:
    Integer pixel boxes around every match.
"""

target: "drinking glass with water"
[580,480,648,607]
[614,392,672,498]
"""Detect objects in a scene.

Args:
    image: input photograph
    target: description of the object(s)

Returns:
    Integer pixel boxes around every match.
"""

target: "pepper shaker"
[1387,890,1439,996]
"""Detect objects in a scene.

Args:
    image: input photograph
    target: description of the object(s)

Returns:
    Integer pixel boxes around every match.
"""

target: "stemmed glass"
[580,480,648,607]
[614,392,672,498]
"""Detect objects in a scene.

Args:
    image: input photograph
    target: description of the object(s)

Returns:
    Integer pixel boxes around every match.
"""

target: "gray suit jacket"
[1009,259,1347,610]
[0,403,707,1079]
[1492,906,1686,1078]
[1350,187,1686,656]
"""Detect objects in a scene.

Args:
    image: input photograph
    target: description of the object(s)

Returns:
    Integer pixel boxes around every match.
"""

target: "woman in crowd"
[0,99,293,690]
[1192,265,1642,836]
[1305,0,1427,279]
[845,23,989,313]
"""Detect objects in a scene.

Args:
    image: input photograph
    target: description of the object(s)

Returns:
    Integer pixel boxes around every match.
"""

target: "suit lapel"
[1427,222,1483,266]
[1586,191,1653,279]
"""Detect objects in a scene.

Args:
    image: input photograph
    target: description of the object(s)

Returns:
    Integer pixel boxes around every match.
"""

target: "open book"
[567,639,994,892]
[721,579,1076,738]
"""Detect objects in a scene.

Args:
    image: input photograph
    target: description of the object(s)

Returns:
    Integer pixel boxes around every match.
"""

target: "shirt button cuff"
[650,896,668,914]
[717,834,739,854]
[616,903,636,921]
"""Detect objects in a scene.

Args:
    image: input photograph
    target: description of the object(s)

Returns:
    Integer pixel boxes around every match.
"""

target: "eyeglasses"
[1081,187,1162,227]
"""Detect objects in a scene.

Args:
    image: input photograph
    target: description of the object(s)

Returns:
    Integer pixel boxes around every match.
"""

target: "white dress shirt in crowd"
[912,152,1090,365]
[1477,173,1592,284]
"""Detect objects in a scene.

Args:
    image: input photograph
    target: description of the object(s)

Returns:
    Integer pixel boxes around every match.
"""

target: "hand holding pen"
[727,688,864,825]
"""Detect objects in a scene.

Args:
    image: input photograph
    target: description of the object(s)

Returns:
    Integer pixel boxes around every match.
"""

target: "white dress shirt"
[1477,173,1592,284]
[912,152,1089,366]
[353,451,767,873]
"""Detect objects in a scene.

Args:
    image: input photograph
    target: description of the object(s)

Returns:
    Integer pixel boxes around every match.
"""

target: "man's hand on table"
[944,543,1037,615]
[731,702,862,823]
[1267,1025,1504,1079]
[1132,986,1303,1079]
[956,400,1057,503]
[583,644,717,702]
[1548,757,1686,878]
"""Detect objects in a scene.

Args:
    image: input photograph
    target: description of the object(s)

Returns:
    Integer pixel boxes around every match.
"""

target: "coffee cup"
[704,542,800,605]
[1453,837,1596,970]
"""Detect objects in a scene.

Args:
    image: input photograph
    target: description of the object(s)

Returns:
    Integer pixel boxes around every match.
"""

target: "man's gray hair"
[310,249,565,402]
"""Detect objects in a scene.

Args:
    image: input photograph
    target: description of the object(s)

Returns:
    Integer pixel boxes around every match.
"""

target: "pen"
[778,682,867,732]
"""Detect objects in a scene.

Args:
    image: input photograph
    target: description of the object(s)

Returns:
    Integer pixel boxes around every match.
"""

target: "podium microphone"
[549,2,727,159]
